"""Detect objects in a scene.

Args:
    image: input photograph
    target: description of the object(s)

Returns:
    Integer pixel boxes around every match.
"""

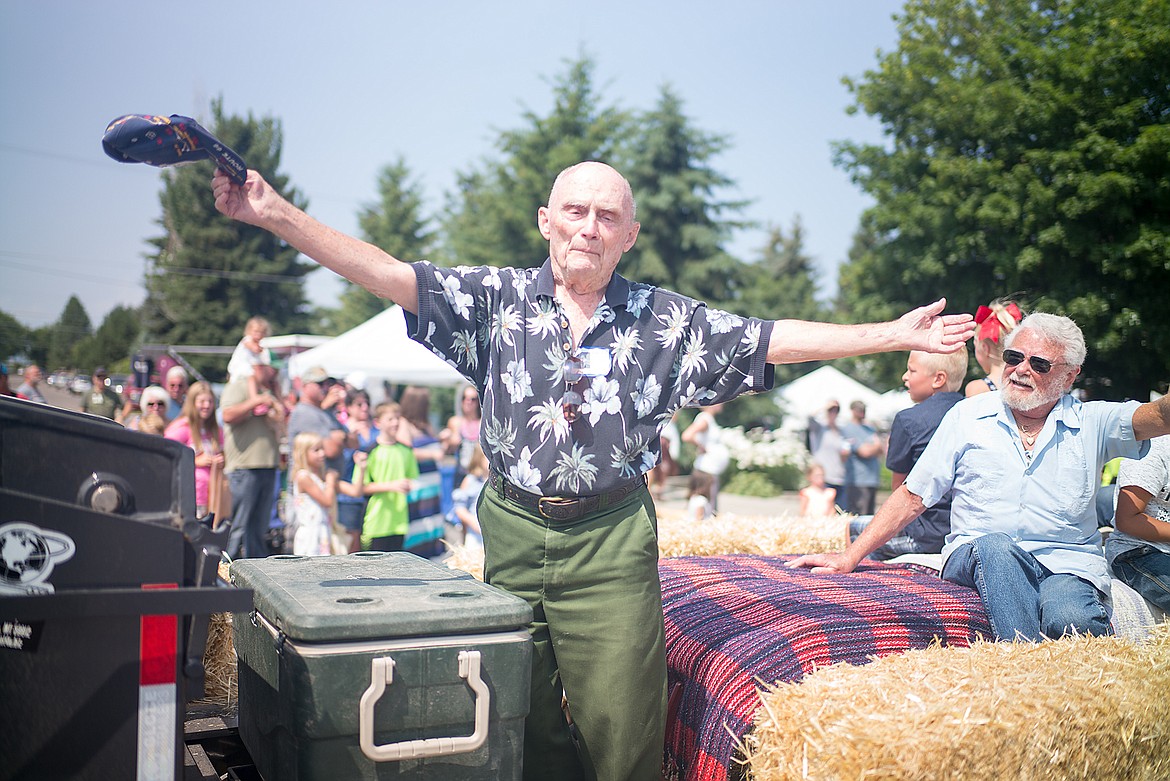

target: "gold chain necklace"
[1016,418,1043,449]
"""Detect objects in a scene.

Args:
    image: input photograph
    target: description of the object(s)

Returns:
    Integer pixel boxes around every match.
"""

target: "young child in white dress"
[687,470,716,521]
[290,432,339,556]
[799,462,838,518]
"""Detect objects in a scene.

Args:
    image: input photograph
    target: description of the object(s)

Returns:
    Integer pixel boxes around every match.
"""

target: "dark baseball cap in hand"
[102,114,247,184]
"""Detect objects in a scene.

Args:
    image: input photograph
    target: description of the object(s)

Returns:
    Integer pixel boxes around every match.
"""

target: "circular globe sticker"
[0,522,76,595]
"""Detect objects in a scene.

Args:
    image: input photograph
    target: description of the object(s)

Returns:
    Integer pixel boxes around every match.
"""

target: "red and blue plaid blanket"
[661,555,991,781]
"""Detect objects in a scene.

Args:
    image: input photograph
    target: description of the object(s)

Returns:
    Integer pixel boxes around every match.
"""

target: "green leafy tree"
[72,305,142,373]
[0,310,29,363]
[325,157,435,334]
[142,98,314,379]
[833,223,911,390]
[623,85,751,304]
[834,0,1170,398]
[443,55,629,269]
[48,296,92,370]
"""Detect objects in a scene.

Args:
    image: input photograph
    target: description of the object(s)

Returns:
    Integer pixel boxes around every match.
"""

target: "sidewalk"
[655,474,888,519]
[654,474,803,518]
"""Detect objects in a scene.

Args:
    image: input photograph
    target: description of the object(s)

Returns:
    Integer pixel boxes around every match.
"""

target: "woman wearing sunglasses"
[793,312,1170,644]
[121,384,170,431]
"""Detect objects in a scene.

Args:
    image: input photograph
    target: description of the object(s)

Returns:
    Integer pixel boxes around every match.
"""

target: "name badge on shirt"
[575,347,612,378]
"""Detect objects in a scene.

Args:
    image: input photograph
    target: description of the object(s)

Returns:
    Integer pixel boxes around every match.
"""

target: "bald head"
[539,161,641,296]
[549,162,637,222]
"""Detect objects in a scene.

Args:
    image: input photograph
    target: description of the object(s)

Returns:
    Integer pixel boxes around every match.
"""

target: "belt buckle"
[537,496,575,521]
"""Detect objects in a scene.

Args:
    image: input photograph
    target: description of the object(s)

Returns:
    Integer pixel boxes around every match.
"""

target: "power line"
[0,141,113,169]
[0,252,316,285]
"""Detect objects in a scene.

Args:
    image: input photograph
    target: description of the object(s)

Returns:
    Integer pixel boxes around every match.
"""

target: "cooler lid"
[230,552,532,643]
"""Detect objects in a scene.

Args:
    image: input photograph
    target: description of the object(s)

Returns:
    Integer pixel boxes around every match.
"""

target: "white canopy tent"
[286,306,466,394]
[774,365,910,432]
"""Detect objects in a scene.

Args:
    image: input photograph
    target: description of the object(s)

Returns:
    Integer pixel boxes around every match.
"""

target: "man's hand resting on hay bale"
[785,552,853,574]
[788,485,927,574]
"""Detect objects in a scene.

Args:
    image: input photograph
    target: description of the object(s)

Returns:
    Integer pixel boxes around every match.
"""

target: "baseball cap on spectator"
[93,366,108,377]
[102,114,247,184]
[301,366,334,385]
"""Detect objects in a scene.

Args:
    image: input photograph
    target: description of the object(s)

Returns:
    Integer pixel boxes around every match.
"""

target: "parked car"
[70,376,92,394]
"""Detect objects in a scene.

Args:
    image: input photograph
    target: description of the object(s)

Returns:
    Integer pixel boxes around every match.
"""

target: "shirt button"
[563,342,571,351]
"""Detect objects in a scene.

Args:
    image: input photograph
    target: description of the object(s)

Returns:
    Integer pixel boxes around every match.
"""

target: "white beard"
[1002,376,1066,413]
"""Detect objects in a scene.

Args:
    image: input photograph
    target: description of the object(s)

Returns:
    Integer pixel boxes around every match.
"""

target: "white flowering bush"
[721,426,810,495]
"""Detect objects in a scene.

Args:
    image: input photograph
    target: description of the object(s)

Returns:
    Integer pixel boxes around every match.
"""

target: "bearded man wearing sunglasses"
[792,312,1170,644]
[212,161,976,781]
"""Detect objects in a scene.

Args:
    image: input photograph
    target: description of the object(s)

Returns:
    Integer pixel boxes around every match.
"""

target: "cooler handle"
[359,650,490,761]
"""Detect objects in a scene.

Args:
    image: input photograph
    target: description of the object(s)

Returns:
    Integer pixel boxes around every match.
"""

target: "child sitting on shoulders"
[687,470,716,521]
[227,316,278,412]
[799,462,838,518]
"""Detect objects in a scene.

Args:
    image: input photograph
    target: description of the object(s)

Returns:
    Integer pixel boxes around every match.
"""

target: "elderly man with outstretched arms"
[212,161,974,781]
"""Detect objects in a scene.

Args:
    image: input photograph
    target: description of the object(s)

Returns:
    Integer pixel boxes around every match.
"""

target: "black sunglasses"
[1002,348,1067,374]
[561,356,589,424]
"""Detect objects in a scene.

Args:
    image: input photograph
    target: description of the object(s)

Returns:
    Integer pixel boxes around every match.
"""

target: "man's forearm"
[1132,394,1170,440]
[839,484,926,569]
[221,399,258,425]
[768,320,899,364]
[268,203,419,313]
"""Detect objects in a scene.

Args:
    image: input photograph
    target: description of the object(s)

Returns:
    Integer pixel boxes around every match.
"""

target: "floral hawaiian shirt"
[405,259,775,497]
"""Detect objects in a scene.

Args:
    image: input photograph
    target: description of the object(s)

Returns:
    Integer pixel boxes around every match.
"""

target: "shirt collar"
[983,392,1082,431]
[535,258,632,310]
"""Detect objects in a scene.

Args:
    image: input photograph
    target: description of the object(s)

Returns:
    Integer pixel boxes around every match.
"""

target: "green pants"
[478,483,667,781]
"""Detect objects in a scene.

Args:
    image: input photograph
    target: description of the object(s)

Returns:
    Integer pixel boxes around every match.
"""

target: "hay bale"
[657,511,847,559]
[746,627,1170,781]
[443,542,486,581]
[199,612,237,707]
[445,510,848,580]
[195,560,239,707]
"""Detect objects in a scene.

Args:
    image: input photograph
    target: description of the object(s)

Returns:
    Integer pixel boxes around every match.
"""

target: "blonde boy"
[848,349,969,559]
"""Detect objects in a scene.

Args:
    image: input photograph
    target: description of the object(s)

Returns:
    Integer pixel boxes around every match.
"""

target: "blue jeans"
[942,533,1112,642]
[849,515,929,561]
[1108,542,1170,613]
[226,468,277,559]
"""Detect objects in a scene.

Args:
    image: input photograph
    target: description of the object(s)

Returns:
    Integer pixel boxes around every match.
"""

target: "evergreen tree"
[326,157,434,334]
[443,56,629,269]
[834,0,1170,398]
[738,217,829,386]
[48,296,91,370]
[72,305,142,373]
[623,85,751,305]
[142,98,313,380]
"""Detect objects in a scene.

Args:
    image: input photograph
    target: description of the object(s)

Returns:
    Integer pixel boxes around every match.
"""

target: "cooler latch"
[358,650,491,761]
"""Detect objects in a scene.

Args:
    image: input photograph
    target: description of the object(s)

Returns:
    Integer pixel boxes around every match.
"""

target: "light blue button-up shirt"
[906,392,1147,593]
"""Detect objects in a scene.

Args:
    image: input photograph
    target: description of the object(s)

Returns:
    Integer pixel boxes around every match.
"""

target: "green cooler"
[231,552,532,780]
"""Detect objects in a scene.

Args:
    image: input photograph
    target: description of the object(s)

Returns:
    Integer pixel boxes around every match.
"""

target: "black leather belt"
[488,471,647,522]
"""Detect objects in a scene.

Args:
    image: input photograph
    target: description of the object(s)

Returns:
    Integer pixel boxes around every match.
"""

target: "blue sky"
[0,1,905,330]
